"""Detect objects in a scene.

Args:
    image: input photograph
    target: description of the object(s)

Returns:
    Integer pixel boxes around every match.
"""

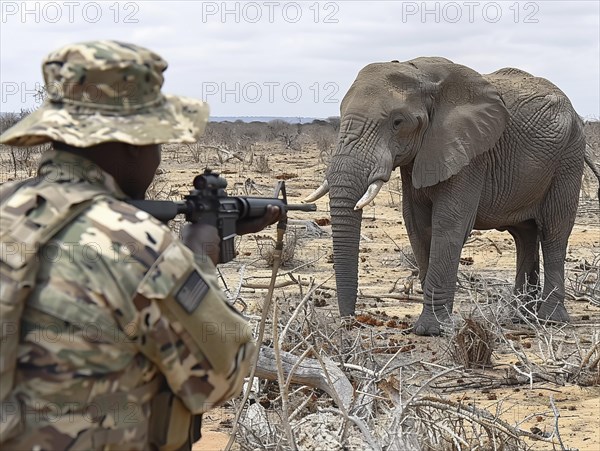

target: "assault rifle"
[129,169,317,263]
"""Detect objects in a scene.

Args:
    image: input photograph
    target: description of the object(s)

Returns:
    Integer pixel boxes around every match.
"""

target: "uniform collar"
[38,149,128,199]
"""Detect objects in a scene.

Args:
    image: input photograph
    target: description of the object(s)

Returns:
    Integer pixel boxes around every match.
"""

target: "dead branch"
[255,347,354,411]
[408,396,555,443]
[359,292,424,303]
[465,235,504,255]
[320,407,382,451]
[243,278,311,289]
[279,277,334,344]
[271,300,297,450]
[549,395,567,450]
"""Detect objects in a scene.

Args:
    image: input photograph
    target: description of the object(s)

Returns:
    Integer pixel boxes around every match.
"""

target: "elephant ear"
[409,58,509,189]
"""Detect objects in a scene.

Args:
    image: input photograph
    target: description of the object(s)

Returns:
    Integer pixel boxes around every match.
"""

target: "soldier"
[0,41,279,450]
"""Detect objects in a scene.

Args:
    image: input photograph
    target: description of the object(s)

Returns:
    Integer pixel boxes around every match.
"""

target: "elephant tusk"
[303,180,329,202]
[354,180,384,210]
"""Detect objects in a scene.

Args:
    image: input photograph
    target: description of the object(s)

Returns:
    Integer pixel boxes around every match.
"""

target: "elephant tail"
[584,144,600,203]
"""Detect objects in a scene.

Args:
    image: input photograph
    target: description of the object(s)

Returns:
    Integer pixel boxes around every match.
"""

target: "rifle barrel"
[286,203,317,212]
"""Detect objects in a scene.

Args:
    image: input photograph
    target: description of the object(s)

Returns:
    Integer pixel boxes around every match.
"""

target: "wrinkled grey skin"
[585,144,600,199]
[311,57,593,336]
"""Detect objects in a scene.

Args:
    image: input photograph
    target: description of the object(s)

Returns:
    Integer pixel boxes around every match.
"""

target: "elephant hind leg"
[507,220,540,315]
[538,238,570,323]
[537,171,582,323]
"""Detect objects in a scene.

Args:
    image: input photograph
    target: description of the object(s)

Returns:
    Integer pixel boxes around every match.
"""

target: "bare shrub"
[567,254,600,305]
[229,285,555,451]
[145,172,177,200]
[268,119,302,150]
[573,338,600,386]
[185,142,206,164]
[256,231,297,267]
[144,172,184,235]
[253,154,271,174]
[456,266,600,390]
[325,116,340,132]
[8,144,48,179]
[450,316,496,368]
[316,132,335,166]
[400,396,534,450]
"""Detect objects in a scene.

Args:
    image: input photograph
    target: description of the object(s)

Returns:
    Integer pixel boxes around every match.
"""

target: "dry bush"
[455,266,600,389]
[229,284,555,451]
[253,154,271,173]
[267,119,302,150]
[567,254,600,306]
[450,316,496,369]
[185,142,207,164]
[255,231,297,267]
[145,172,178,200]
[573,339,600,387]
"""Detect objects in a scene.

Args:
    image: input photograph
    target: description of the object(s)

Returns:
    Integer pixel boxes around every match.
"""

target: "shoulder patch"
[175,270,208,314]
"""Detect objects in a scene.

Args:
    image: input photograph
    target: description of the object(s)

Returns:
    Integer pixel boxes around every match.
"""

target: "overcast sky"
[1,1,598,119]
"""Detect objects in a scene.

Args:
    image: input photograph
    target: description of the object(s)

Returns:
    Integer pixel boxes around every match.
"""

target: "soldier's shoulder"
[59,196,179,266]
[83,196,173,239]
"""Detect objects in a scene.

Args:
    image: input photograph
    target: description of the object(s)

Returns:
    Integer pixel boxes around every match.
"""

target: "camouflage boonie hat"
[0,40,209,147]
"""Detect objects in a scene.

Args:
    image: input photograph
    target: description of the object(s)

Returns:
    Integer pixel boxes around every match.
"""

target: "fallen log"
[255,347,354,411]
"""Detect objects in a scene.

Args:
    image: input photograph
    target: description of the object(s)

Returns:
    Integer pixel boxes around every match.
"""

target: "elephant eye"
[393,118,403,129]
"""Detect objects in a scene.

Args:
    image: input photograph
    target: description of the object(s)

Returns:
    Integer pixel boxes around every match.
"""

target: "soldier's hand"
[182,223,220,266]
[183,206,282,265]
[236,205,283,235]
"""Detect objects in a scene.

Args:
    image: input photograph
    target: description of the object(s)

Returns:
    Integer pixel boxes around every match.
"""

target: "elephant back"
[484,69,577,119]
[485,68,583,158]
[489,67,534,78]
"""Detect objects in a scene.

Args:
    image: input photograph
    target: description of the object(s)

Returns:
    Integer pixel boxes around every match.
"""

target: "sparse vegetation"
[0,116,598,450]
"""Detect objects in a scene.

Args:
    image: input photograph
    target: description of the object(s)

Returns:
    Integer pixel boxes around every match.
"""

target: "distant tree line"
[0,112,341,181]
[197,117,340,154]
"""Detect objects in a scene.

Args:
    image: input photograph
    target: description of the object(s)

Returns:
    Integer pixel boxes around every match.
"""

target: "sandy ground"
[2,141,596,450]
[148,142,600,451]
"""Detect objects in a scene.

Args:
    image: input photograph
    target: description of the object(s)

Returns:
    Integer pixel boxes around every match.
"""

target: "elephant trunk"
[327,116,393,317]
[329,181,364,317]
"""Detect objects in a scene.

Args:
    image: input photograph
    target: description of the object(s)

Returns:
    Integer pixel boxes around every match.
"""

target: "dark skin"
[55,141,282,265]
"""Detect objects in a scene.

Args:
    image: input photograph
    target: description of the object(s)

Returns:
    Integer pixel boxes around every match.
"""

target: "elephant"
[305,57,597,336]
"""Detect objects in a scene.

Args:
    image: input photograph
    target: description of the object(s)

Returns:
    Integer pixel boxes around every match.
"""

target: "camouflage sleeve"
[65,197,254,414]
[132,239,256,414]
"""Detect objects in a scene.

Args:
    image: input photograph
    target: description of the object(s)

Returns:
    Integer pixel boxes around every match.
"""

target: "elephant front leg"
[402,198,432,288]
[413,191,480,336]
[413,232,465,335]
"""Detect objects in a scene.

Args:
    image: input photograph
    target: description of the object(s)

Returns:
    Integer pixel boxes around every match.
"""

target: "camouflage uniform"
[0,41,255,450]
